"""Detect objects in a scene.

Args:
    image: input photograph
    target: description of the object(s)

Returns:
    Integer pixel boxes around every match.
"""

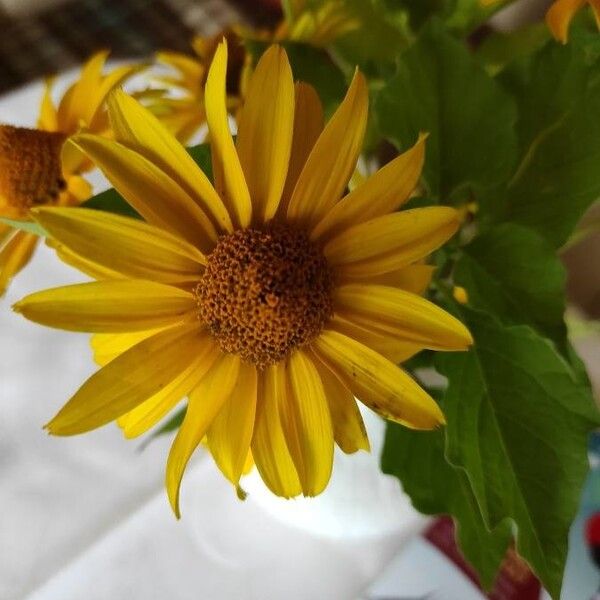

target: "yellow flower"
[147,30,250,143]
[275,0,359,46]
[237,0,358,47]
[0,51,141,295]
[148,1,356,142]
[546,0,600,43]
[14,43,472,517]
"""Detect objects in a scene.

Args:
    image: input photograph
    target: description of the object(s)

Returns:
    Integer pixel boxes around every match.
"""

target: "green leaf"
[506,88,600,248]
[0,217,46,237]
[501,38,595,157]
[139,406,186,450]
[374,19,517,202]
[382,422,512,588]
[454,222,567,350]
[382,0,515,35]
[477,24,550,74]
[331,0,410,76]
[391,0,452,31]
[280,0,296,21]
[502,38,600,248]
[283,43,347,117]
[80,188,141,219]
[153,406,186,435]
[445,0,517,34]
[187,143,213,180]
[435,307,599,599]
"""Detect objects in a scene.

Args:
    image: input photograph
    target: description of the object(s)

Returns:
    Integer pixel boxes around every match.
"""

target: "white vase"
[180,407,426,599]
[241,406,423,540]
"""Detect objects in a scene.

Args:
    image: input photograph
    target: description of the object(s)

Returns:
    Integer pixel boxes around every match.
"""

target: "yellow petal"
[0,231,38,296]
[14,280,196,332]
[280,351,334,496]
[191,35,213,58]
[312,356,370,454]
[91,328,168,366]
[279,82,324,213]
[311,133,427,242]
[38,77,59,132]
[590,0,600,29]
[329,313,423,364]
[61,51,109,133]
[252,364,302,498]
[588,0,600,29]
[120,336,221,438]
[46,322,204,436]
[236,45,295,223]
[325,207,459,277]
[207,361,258,484]
[334,284,473,350]
[546,0,586,43]
[205,40,252,228]
[242,451,255,475]
[56,84,76,133]
[58,52,140,135]
[313,330,445,430]
[0,223,13,245]
[156,50,204,85]
[34,207,206,283]
[65,175,93,203]
[166,352,240,518]
[286,70,368,229]
[89,65,145,131]
[50,241,123,281]
[357,264,435,294]
[61,139,91,179]
[166,113,207,145]
[70,134,218,251]
[107,90,232,233]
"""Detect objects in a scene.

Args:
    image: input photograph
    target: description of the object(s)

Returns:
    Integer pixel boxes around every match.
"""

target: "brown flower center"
[197,225,333,367]
[0,125,67,218]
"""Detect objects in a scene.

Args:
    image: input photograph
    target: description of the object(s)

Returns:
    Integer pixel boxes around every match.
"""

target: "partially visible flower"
[0,51,141,295]
[38,50,144,174]
[546,0,600,43]
[146,31,250,142]
[15,42,472,516]
[147,1,357,142]
[274,0,359,46]
[237,0,358,47]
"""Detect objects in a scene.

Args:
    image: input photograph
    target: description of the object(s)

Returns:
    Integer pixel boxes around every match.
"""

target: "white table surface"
[0,75,424,600]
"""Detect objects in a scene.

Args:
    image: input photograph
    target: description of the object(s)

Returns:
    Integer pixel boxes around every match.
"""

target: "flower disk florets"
[0,125,66,216]
[197,225,333,368]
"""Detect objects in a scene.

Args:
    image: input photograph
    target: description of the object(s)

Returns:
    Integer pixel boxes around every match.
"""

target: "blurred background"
[0,1,599,599]
[0,0,263,94]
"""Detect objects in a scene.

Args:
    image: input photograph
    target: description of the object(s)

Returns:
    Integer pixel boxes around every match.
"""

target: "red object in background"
[425,518,542,600]
[585,513,600,570]
[586,513,600,546]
